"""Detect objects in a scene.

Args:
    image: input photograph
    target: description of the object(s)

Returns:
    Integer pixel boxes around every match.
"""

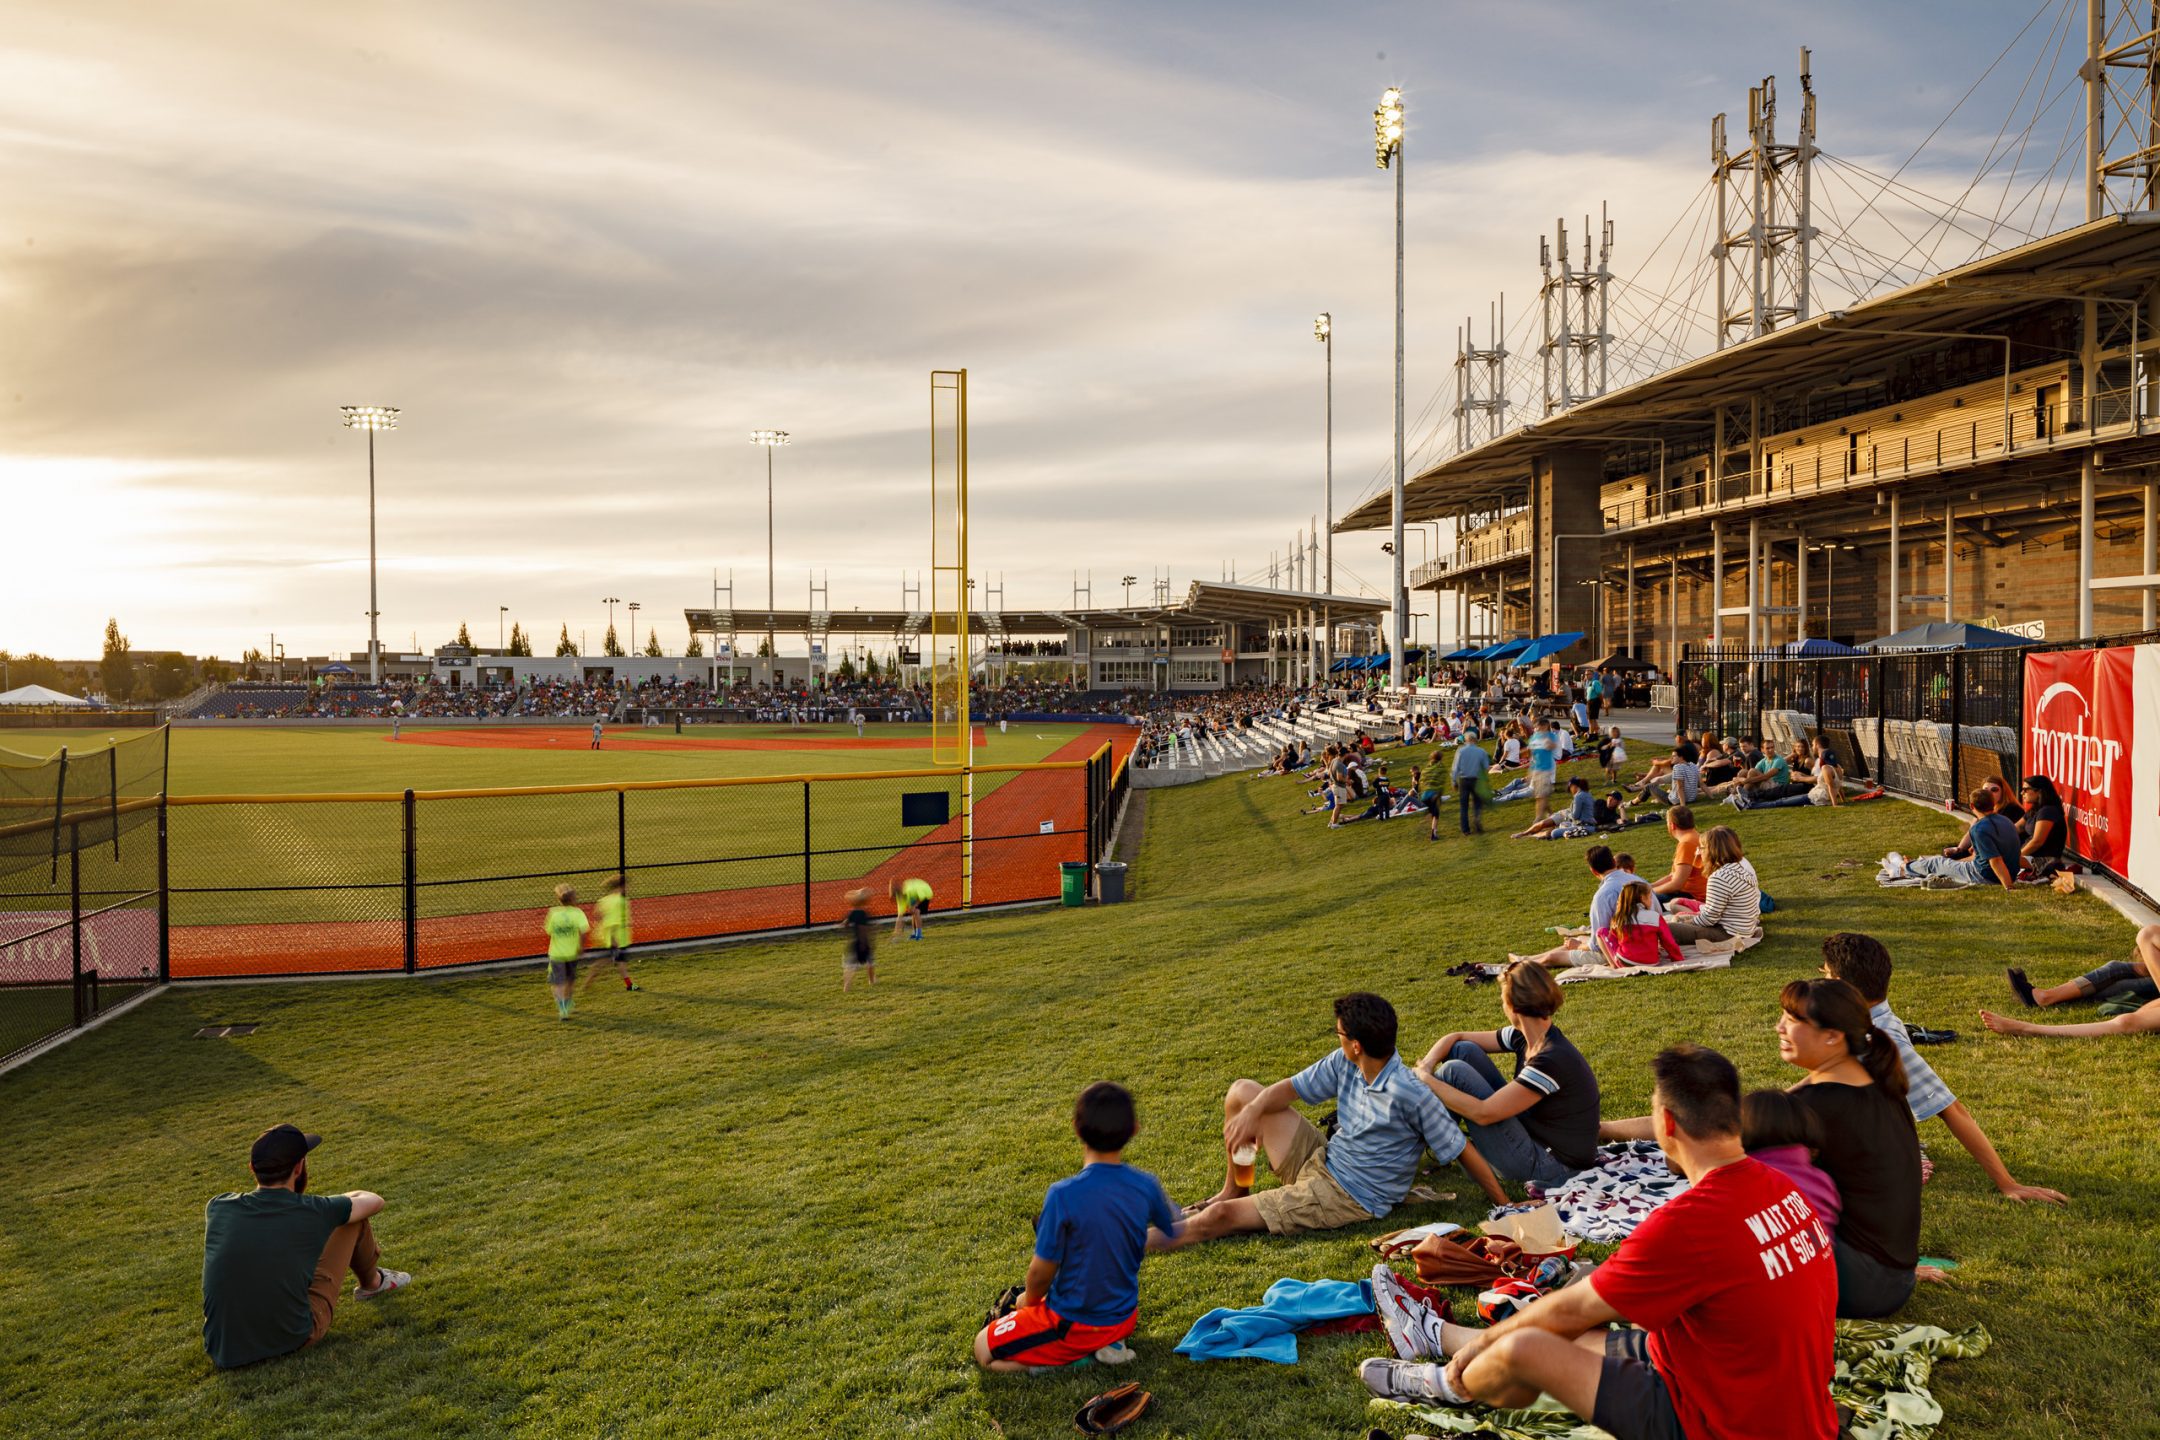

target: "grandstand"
[1344,14,2160,668]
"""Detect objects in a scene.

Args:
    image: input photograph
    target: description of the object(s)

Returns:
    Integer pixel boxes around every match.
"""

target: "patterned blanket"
[1370,1321,1992,1440]
[1486,1141,1686,1244]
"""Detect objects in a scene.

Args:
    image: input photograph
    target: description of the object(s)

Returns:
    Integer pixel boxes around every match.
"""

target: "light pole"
[628,601,641,654]
[1121,574,1138,608]
[498,605,508,651]
[602,596,621,655]
[340,405,399,684]
[749,429,790,653]
[1373,87,1405,690]
[1314,311,1333,681]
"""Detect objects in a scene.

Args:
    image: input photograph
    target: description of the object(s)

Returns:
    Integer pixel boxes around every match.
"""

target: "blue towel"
[1173,1277,1375,1364]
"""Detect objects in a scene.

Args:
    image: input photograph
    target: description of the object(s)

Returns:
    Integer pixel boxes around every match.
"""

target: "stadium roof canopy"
[1339,212,2160,530]
[683,580,1386,637]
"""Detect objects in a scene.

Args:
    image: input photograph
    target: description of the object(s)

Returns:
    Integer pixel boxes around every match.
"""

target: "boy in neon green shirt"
[581,874,639,995]
[890,876,933,941]
[544,884,589,1019]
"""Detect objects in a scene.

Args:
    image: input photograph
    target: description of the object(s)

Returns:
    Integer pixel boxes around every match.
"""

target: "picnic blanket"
[1487,1141,1685,1244]
[1369,1321,1992,1440]
[1477,947,1745,985]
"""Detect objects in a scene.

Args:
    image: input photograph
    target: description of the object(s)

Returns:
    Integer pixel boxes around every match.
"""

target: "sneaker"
[1369,1263,1451,1360]
[1357,1356,1466,1404]
[1093,1341,1137,1365]
[355,1269,412,1300]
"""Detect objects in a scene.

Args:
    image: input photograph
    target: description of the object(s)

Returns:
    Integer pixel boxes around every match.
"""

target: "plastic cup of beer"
[1230,1142,1258,1188]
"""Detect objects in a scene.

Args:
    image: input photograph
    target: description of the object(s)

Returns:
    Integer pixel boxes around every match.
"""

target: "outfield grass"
[1,737,2154,1439]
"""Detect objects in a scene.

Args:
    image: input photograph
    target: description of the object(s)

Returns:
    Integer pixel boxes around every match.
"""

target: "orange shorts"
[984,1302,1136,1367]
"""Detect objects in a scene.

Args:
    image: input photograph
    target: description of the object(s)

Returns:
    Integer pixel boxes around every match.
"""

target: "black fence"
[0,729,168,1065]
[1678,633,2157,808]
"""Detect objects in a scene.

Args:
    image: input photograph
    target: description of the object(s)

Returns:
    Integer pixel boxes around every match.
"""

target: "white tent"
[0,684,90,707]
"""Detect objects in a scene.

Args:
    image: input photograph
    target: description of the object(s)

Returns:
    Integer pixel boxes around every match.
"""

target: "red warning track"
[169,724,1136,978]
[395,725,990,753]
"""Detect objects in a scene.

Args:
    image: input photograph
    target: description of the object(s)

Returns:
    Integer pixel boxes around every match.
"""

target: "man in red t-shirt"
[1365,1044,1836,1440]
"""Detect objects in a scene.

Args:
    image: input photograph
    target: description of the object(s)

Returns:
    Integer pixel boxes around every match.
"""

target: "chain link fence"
[165,747,1118,979]
[0,729,168,1064]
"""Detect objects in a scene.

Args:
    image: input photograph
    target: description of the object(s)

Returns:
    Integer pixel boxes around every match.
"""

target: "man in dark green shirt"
[201,1124,411,1368]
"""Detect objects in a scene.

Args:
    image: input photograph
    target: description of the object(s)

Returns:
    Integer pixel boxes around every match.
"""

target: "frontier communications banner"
[2023,644,2160,900]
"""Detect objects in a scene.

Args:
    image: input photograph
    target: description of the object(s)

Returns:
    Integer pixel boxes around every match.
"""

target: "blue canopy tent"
[318,662,355,674]
[1474,638,1532,664]
[1441,645,1484,661]
[1780,637,1859,657]
[1859,621,2031,652]
[1509,631,1586,667]
[1329,657,1356,673]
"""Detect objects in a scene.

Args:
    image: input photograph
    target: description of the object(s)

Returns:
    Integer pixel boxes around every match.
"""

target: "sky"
[0,0,2092,660]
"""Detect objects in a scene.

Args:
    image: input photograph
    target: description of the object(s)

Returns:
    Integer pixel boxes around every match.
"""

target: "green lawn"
[1,738,2153,1439]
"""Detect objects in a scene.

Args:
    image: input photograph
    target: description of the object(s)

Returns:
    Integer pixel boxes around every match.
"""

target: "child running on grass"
[579,874,639,995]
[842,887,876,990]
[973,1082,1180,1372]
[891,876,933,940]
[544,884,590,1019]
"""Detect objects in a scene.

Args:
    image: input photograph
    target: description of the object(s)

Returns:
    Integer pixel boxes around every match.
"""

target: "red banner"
[2023,647,2138,872]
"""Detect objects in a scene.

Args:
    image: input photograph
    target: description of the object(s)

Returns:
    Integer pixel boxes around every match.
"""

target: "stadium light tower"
[602,596,621,653]
[1121,574,1138,608]
[1314,311,1333,681]
[1373,87,1406,690]
[749,429,790,652]
[628,601,641,653]
[498,605,507,650]
[339,405,399,684]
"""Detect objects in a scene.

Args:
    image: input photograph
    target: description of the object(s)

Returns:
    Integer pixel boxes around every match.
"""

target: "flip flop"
[1906,1025,1957,1045]
[1075,1383,1151,1435]
[2005,968,2038,1008]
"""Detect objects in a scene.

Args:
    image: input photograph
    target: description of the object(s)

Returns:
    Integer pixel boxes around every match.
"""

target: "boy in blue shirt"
[974,1083,1180,1371]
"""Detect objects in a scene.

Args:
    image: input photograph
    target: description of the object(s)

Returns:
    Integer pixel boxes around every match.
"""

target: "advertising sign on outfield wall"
[2023,644,2160,901]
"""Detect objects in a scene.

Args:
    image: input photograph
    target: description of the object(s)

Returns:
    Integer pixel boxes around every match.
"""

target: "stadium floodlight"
[628,601,641,653]
[1121,574,1138,608]
[340,405,400,684]
[1314,310,1333,679]
[750,429,791,653]
[602,596,622,653]
[1371,86,1406,691]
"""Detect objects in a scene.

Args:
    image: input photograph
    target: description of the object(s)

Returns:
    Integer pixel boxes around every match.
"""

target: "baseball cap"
[249,1123,322,1179]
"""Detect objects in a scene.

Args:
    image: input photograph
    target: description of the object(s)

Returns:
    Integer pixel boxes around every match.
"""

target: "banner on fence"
[2023,644,2160,896]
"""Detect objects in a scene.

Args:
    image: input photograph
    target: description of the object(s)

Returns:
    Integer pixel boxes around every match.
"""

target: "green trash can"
[1095,860,1128,904]
[1060,861,1089,907]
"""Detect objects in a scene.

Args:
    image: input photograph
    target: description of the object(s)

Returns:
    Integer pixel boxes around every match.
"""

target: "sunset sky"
[0,1,2073,660]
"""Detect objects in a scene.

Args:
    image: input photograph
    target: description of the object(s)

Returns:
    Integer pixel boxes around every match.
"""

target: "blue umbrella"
[1859,621,2031,652]
[1781,637,1859,657]
[1510,631,1587,667]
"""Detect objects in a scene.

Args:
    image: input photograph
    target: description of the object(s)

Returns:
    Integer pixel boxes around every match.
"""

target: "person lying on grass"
[975,1082,1177,1372]
[1883,786,2019,889]
[1148,992,1507,1250]
[1819,932,2066,1204]
[1985,921,2160,1039]
[1413,962,1601,1186]
[202,1124,411,1370]
[1360,1044,1839,1440]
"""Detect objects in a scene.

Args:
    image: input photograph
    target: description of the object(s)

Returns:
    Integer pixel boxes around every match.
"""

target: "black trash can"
[1095,860,1128,904]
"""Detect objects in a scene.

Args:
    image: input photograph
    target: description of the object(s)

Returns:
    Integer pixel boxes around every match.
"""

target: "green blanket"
[1368,1321,1990,1440]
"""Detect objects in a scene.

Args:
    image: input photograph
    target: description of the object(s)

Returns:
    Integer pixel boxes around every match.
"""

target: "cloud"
[0,0,2072,657]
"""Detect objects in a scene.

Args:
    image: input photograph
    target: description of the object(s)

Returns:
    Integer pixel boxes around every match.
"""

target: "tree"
[149,654,193,699]
[685,633,704,657]
[643,631,664,657]
[0,650,69,692]
[863,652,881,680]
[240,646,265,681]
[507,622,532,657]
[837,654,857,681]
[455,621,473,648]
[100,618,135,700]
[555,624,579,657]
[757,636,774,657]
[603,624,625,658]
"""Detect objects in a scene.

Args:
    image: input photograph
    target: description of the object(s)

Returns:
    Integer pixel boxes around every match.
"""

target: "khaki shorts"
[1248,1114,1375,1236]
[1529,770,1555,798]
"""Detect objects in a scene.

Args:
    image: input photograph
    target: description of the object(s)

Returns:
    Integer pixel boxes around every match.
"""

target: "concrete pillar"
[1888,493,1902,635]
[1943,503,1955,621]
[1711,521,1725,647]
[1746,516,1761,650]
[1531,446,1603,656]
[2146,478,2158,631]
[1796,534,1808,641]
[1626,543,1637,658]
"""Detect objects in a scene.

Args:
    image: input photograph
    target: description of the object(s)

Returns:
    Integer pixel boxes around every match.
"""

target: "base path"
[395,725,990,754]
[169,724,1137,977]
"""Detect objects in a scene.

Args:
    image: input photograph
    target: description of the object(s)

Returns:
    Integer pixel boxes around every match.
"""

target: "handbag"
[1408,1231,1529,1287]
